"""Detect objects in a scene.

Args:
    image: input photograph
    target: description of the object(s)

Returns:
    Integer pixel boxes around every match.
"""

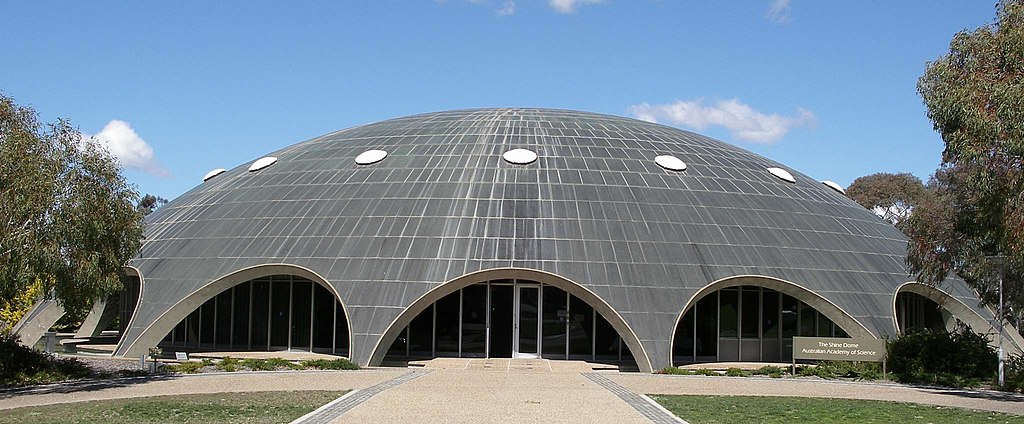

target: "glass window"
[199,299,215,346]
[334,302,348,353]
[695,294,717,357]
[232,282,250,349]
[568,295,594,357]
[408,304,433,356]
[799,301,816,337]
[435,291,460,355]
[741,288,759,339]
[719,289,738,338]
[817,312,834,337]
[762,290,779,339]
[674,309,695,360]
[291,280,312,349]
[781,294,798,338]
[185,309,200,347]
[215,291,232,348]
[312,284,334,351]
[251,279,270,349]
[595,313,619,360]
[462,284,487,356]
[270,277,291,348]
[542,286,568,358]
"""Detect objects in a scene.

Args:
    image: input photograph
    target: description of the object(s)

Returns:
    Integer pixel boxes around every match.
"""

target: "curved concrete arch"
[366,267,654,373]
[668,275,876,365]
[893,282,1024,354]
[115,263,354,359]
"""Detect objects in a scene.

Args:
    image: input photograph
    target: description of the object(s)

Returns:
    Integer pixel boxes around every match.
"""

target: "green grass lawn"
[0,390,345,424]
[651,395,1024,424]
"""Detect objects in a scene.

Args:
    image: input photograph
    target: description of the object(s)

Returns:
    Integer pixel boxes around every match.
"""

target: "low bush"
[216,356,240,372]
[164,361,205,374]
[752,365,785,378]
[887,323,996,387]
[0,332,90,386]
[300,358,359,370]
[724,367,748,377]
[1000,355,1024,393]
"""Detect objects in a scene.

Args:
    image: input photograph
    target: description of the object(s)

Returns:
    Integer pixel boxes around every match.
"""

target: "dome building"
[110,108,1021,372]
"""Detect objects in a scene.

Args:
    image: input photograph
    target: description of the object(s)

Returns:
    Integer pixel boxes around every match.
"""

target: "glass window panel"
[719,289,738,338]
[199,299,215,346]
[781,294,798,338]
[517,286,539,355]
[461,285,487,356]
[270,278,291,348]
[817,312,833,337]
[251,279,270,349]
[232,282,250,349]
[185,309,200,347]
[594,313,619,360]
[408,304,433,356]
[762,290,779,339]
[489,284,514,357]
[388,327,407,356]
[542,286,567,358]
[673,309,695,361]
[568,295,594,357]
[435,291,460,355]
[695,294,717,357]
[741,289,759,339]
[334,302,349,353]
[799,301,816,337]
[215,291,232,348]
[291,280,312,349]
[312,284,334,350]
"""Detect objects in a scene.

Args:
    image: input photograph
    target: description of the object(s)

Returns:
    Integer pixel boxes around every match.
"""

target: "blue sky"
[1,1,998,200]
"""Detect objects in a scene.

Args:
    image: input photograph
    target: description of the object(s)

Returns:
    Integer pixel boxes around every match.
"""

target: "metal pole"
[999,269,1005,387]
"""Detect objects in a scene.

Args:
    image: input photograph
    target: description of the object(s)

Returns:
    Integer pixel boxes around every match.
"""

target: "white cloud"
[496,0,516,16]
[548,0,603,14]
[766,0,791,24]
[83,120,171,177]
[627,98,815,144]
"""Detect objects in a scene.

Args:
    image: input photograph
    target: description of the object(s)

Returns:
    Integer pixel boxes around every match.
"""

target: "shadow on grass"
[0,373,181,399]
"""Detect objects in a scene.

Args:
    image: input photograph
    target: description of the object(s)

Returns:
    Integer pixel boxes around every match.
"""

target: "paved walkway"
[331,359,661,423]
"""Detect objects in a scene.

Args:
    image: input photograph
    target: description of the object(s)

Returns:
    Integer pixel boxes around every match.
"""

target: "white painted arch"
[366,268,654,372]
[668,275,876,366]
[115,263,354,359]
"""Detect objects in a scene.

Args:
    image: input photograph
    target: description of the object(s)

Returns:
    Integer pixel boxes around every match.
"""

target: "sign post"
[792,337,887,379]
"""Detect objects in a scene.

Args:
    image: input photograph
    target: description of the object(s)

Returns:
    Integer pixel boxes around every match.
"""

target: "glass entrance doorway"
[385,279,635,367]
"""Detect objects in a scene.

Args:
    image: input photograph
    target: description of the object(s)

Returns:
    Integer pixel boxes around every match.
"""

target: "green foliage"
[724,367,748,377]
[0,332,90,386]
[164,361,206,374]
[910,0,1024,313]
[216,356,240,372]
[800,361,882,380]
[846,172,927,230]
[0,94,144,317]
[299,358,359,370]
[658,367,718,376]
[136,194,168,216]
[752,365,785,378]
[887,325,997,387]
[0,278,42,332]
[1000,355,1024,392]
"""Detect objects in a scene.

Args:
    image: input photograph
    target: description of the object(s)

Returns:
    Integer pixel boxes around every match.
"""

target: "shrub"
[1001,355,1024,393]
[165,361,205,374]
[300,358,359,370]
[724,367,748,377]
[658,367,692,375]
[0,331,91,386]
[887,323,996,387]
[216,357,240,372]
[752,365,785,378]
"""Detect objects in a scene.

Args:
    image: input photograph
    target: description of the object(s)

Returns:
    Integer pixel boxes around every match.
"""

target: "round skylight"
[654,155,687,172]
[822,180,846,194]
[767,167,796,183]
[248,156,278,172]
[202,168,226,182]
[502,148,537,165]
[355,149,388,165]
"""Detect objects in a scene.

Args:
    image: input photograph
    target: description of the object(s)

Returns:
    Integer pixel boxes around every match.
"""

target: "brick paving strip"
[584,373,687,424]
[290,369,430,424]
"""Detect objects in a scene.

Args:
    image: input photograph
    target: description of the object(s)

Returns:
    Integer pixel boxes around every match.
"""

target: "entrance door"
[514,285,540,358]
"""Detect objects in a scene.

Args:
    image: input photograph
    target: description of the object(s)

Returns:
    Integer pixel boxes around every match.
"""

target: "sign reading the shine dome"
[793,337,886,362]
